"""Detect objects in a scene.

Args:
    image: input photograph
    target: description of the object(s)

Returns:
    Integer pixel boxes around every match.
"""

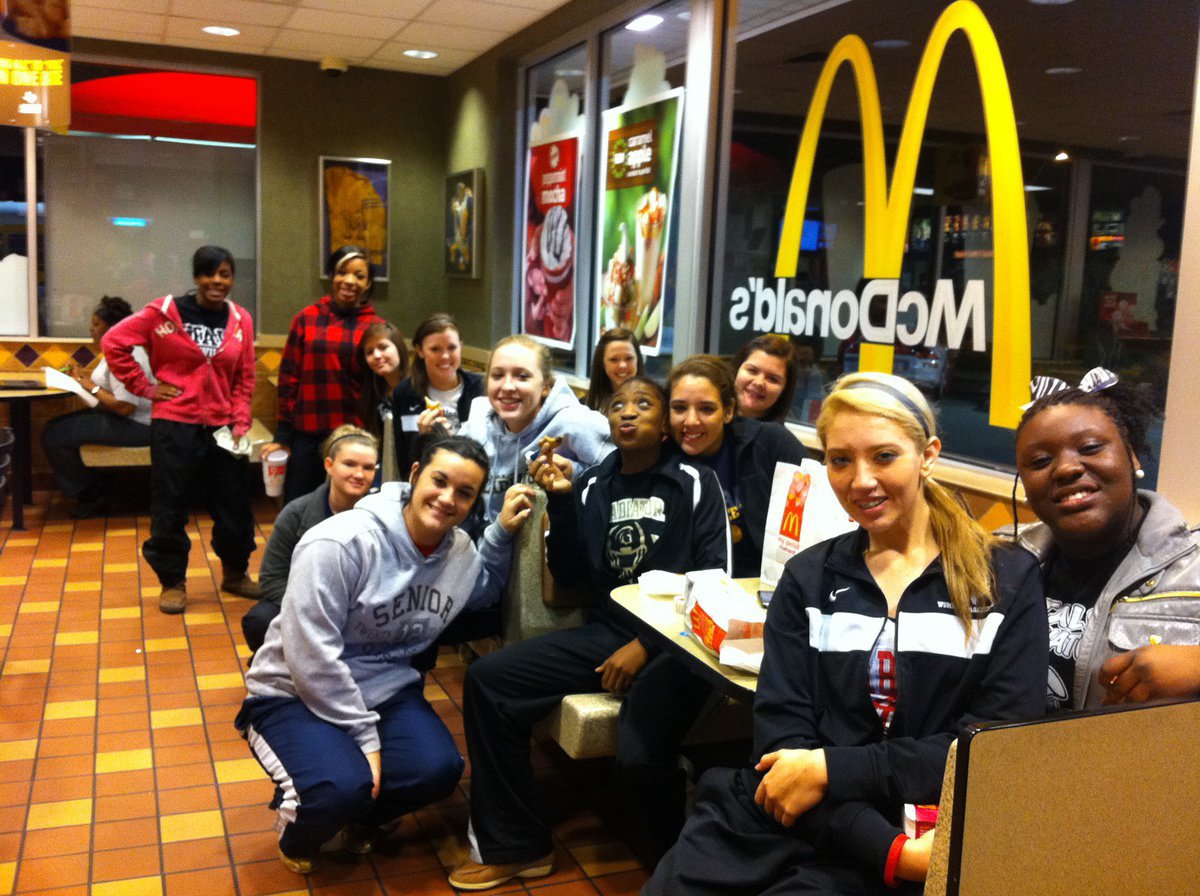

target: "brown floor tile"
[156,761,217,791]
[90,842,162,882]
[92,815,162,851]
[222,804,276,837]
[161,836,231,874]
[35,734,94,758]
[29,773,94,803]
[95,729,152,753]
[591,869,651,895]
[165,866,238,896]
[20,823,91,859]
[38,718,96,739]
[234,856,311,896]
[157,784,220,815]
[313,880,390,896]
[93,791,159,823]
[93,768,155,797]
[16,851,90,890]
[96,711,150,735]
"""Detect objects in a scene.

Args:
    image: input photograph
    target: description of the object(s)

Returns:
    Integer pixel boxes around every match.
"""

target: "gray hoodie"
[463,378,612,523]
[243,481,514,752]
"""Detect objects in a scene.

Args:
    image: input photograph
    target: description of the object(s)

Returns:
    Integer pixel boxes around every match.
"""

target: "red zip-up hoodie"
[101,293,256,436]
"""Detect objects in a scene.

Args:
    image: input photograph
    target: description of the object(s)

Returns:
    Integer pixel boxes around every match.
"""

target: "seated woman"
[730,334,798,424]
[646,373,1048,895]
[236,436,533,874]
[241,426,379,654]
[583,326,643,412]
[42,295,154,518]
[393,313,483,475]
[448,376,730,891]
[668,355,807,577]
[1014,375,1200,709]
[356,321,408,483]
[463,334,611,526]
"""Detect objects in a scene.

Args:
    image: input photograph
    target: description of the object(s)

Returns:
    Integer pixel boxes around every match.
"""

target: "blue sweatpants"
[238,685,464,859]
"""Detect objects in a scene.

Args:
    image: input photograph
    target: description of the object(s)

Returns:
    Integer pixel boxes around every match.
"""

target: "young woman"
[237,436,534,875]
[449,377,730,891]
[356,320,408,483]
[42,295,154,518]
[463,334,611,525]
[647,372,1048,895]
[241,426,379,654]
[392,313,483,475]
[262,245,385,503]
[583,327,643,411]
[668,354,807,577]
[1014,377,1200,709]
[102,245,258,615]
[731,334,798,423]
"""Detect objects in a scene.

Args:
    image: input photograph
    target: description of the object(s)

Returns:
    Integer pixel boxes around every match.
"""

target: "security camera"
[320,55,348,77]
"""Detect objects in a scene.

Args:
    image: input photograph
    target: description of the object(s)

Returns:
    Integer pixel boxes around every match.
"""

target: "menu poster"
[596,87,683,357]
[0,0,71,131]
[522,134,579,348]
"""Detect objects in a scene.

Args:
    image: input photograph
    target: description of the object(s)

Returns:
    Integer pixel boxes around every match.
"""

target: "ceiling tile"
[370,42,476,68]
[72,0,170,13]
[72,7,167,36]
[164,33,273,56]
[416,0,543,32]
[299,0,428,17]
[269,28,385,60]
[394,21,506,53]
[167,0,292,28]
[281,7,407,39]
[164,19,278,47]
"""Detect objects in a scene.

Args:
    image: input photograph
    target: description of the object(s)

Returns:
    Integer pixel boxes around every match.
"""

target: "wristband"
[884,833,909,888]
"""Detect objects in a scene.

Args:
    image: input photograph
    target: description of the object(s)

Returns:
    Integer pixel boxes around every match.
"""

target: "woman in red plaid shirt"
[261,245,385,503]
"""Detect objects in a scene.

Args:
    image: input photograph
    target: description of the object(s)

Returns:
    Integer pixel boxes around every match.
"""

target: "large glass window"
[713,0,1197,484]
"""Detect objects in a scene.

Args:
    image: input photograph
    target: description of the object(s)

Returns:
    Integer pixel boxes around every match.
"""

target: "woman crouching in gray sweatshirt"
[236,435,534,874]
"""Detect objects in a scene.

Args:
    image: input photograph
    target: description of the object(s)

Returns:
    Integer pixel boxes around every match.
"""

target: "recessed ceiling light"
[626,14,664,32]
[1055,150,1070,161]
[1045,65,1082,75]
[872,39,910,49]
[403,49,438,59]
[202,26,240,37]
[1029,0,1075,5]
[677,10,691,20]
[1118,134,1141,142]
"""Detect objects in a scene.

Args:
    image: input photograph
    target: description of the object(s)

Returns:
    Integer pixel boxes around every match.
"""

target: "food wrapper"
[213,426,254,458]
[718,637,764,674]
[685,573,766,656]
[903,803,939,838]
[638,570,687,597]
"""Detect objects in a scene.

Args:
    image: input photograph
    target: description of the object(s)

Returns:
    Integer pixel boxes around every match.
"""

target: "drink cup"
[263,450,288,497]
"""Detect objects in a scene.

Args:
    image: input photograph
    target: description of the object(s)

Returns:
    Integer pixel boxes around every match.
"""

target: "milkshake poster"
[596,87,683,356]
[522,133,579,348]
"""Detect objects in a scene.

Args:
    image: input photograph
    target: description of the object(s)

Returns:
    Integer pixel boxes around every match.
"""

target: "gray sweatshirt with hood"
[242,481,514,752]
[463,378,612,523]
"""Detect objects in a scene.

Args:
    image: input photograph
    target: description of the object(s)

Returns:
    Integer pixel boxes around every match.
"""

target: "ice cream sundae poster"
[596,87,683,357]
[521,133,580,348]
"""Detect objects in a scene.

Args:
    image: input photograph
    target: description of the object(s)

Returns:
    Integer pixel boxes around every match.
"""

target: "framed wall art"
[445,168,482,278]
[319,156,390,280]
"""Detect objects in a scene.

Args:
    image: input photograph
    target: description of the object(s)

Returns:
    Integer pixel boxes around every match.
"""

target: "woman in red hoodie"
[102,245,258,615]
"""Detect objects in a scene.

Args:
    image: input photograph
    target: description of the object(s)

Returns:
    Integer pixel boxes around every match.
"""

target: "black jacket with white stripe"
[751,528,1048,874]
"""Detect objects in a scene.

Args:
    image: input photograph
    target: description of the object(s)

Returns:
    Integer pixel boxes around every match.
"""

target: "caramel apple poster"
[522,133,579,347]
[596,87,683,356]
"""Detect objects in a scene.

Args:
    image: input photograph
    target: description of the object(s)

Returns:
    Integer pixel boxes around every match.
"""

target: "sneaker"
[159,584,187,614]
[448,853,555,890]
[341,822,376,855]
[278,847,317,874]
[221,571,260,600]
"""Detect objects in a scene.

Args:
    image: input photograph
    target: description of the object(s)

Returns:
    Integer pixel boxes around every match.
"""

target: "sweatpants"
[238,685,463,859]
[645,767,920,896]
[41,409,150,497]
[463,613,713,865]
[143,420,256,587]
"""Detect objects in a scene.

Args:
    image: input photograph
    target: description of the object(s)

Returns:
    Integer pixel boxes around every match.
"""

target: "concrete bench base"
[80,420,274,468]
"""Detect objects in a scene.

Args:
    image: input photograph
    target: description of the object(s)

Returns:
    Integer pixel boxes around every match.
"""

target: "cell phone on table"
[758,589,774,609]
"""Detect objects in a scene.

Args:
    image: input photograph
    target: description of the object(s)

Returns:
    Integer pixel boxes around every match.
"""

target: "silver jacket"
[1008,490,1200,709]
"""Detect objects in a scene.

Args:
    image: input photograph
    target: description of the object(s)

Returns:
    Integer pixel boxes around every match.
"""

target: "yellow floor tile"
[26,797,93,830]
[100,606,142,621]
[0,739,37,762]
[105,527,137,536]
[160,809,224,843]
[197,672,244,691]
[184,568,211,580]
[44,700,97,721]
[91,876,162,896]
[424,681,448,701]
[98,665,146,683]
[95,748,153,774]
[18,601,59,614]
[0,861,13,896]
[144,637,188,652]
[55,630,99,646]
[69,543,104,552]
[214,758,263,784]
[40,524,73,533]
[5,537,37,547]
[103,563,139,573]
[32,558,68,569]
[0,623,10,637]
[63,581,102,592]
[3,658,49,675]
[568,841,641,877]
[0,577,25,586]
[184,613,227,626]
[150,708,203,729]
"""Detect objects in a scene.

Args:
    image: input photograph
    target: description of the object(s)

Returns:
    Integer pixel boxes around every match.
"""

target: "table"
[0,374,70,530]
[609,578,761,700]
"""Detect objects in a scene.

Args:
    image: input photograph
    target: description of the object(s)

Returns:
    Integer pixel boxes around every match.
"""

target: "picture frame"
[319,156,390,281]
[445,168,483,278]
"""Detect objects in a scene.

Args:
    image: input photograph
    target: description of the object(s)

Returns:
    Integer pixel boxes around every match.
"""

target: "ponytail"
[925,478,997,630]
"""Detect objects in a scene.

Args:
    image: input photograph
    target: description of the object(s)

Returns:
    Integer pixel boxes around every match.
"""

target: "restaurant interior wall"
[70,37,450,336]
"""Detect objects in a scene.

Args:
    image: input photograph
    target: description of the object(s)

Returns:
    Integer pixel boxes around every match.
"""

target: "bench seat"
[80,419,274,467]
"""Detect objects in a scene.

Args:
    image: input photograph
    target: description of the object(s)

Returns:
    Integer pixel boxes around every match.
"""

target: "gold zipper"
[1118,591,1200,604]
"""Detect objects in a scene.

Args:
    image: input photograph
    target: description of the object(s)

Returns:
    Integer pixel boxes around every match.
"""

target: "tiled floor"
[0,490,650,895]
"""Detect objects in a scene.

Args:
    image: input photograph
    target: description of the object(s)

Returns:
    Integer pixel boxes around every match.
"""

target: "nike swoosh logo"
[829,587,850,601]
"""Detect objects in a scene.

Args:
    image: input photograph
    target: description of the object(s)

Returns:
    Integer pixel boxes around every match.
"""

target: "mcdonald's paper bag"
[760,459,857,590]
[685,573,765,657]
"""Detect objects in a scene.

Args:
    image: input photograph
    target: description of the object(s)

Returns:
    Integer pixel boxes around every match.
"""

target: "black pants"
[283,430,328,504]
[42,409,151,497]
[463,614,712,865]
[144,419,256,587]
[645,768,917,896]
